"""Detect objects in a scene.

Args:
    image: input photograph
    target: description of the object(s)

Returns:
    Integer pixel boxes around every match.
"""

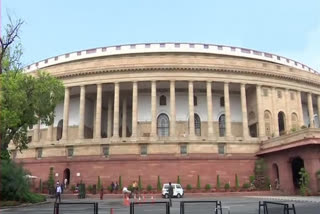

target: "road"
[1,196,319,214]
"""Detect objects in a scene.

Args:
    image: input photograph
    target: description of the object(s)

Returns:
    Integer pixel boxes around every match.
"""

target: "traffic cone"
[110,208,114,214]
[123,196,130,206]
[151,195,155,203]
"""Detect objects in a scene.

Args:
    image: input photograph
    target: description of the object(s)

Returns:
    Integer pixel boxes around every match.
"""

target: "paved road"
[1,196,319,214]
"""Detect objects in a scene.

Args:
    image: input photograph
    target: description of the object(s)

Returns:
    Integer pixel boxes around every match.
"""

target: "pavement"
[1,195,319,214]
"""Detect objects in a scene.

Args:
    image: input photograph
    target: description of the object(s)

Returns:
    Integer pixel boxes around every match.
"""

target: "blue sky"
[2,0,320,71]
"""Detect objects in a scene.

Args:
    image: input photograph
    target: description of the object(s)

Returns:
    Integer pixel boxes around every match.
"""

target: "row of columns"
[34,81,320,142]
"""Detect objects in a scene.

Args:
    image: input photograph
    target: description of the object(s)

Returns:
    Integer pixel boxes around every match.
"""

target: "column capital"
[206,80,212,84]
[224,81,230,85]
[240,83,246,87]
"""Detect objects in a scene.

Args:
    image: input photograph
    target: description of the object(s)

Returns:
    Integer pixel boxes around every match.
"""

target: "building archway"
[291,113,298,130]
[272,163,280,189]
[194,113,201,136]
[63,168,70,186]
[56,119,63,140]
[278,112,286,135]
[157,113,169,137]
[291,157,304,188]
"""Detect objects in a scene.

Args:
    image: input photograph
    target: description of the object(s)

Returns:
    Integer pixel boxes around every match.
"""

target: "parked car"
[162,183,184,198]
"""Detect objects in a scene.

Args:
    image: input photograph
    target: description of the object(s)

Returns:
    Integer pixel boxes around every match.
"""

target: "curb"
[0,201,51,210]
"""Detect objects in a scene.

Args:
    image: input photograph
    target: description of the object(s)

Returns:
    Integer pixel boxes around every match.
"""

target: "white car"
[162,183,184,198]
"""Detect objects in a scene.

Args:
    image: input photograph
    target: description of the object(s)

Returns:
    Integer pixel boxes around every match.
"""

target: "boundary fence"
[259,201,296,214]
[53,202,98,214]
[180,200,223,214]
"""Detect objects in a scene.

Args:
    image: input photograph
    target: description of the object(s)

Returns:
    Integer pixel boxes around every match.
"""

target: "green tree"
[157,176,162,191]
[138,175,142,191]
[235,174,240,190]
[119,175,122,190]
[299,168,310,196]
[216,175,221,190]
[97,176,101,191]
[197,175,201,189]
[47,167,55,195]
[177,175,181,184]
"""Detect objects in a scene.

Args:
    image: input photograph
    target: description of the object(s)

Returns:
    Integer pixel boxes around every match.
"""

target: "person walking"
[168,182,173,207]
[55,182,62,203]
[100,186,104,200]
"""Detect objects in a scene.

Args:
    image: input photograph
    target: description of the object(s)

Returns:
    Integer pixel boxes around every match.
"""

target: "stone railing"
[24,43,318,74]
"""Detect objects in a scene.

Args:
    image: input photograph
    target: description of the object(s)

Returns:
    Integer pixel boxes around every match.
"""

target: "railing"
[53,202,98,214]
[259,201,296,214]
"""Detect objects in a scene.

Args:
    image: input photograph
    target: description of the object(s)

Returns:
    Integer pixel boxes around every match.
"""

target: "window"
[11,150,17,159]
[264,110,272,137]
[194,114,201,136]
[219,114,226,137]
[140,144,147,155]
[180,144,187,155]
[28,136,32,143]
[291,113,298,130]
[220,97,225,107]
[194,96,197,106]
[160,95,167,106]
[36,148,42,159]
[157,113,170,137]
[290,92,295,100]
[218,143,225,154]
[28,124,33,130]
[263,88,268,96]
[277,90,282,98]
[67,147,74,157]
[102,145,109,157]
[57,119,63,141]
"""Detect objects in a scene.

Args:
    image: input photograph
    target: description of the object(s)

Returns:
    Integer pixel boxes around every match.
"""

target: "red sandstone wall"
[261,144,320,194]
[19,156,256,190]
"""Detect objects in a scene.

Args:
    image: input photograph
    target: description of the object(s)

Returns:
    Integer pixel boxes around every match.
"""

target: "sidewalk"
[246,195,320,203]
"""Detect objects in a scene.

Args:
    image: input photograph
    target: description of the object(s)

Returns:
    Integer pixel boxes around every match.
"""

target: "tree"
[235,174,240,190]
[119,175,122,190]
[0,16,64,160]
[97,176,101,191]
[216,175,221,190]
[177,175,181,184]
[138,175,142,191]
[47,167,55,195]
[197,175,201,189]
[157,176,162,191]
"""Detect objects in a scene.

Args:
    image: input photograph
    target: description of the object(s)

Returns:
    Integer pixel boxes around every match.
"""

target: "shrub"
[301,125,307,129]
[197,175,201,189]
[290,128,297,132]
[128,184,134,192]
[186,184,192,190]
[316,170,320,176]
[138,175,142,191]
[299,168,310,196]
[242,183,250,189]
[0,160,46,203]
[87,184,93,193]
[71,185,76,192]
[177,176,181,184]
[224,183,230,190]
[107,185,112,192]
[249,175,255,184]
[157,176,162,191]
[147,184,153,191]
[39,179,43,193]
[216,175,221,189]
[235,174,240,190]
[205,184,211,191]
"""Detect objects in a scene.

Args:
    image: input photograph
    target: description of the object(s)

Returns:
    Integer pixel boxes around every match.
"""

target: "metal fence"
[259,201,296,214]
[130,201,170,214]
[180,200,223,214]
[53,202,98,214]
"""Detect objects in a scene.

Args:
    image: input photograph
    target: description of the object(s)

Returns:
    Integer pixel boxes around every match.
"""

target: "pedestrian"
[55,182,62,203]
[64,178,68,189]
[61,183,64,194]
[100,186,104,200]
[168,182,173,207]
[111,181,115,193]
[115,181,119,192]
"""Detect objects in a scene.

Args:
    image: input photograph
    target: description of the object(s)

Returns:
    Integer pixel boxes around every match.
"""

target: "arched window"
[157,113,169,137]
[194,113,201,136]
[56,119,63,141]
[160,95,167,106]
[264,110,272,137]
[278,111,286,135]
[194,96,197,106]
[220,97,225,107]
[219,114,225,137]
[291,113,298,130]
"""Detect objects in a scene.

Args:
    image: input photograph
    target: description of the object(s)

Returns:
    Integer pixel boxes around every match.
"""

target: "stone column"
[47,124,53,141]
[240,83,249,139]
[131,82,138,139]
[224,82,232,138]
[113,82,120,138]
[188,81,195,138]
[285,89,292,131]
[256,85,266,138]
[150,81,157,138]
[62,87,70,140]
[297,91,304,127]
[107,97,112,138]
[272,87,279,137]
[78,85,86,139]
[94,84,102,139]
[206,81,214,138]
[170,80,176,138]
[33,122,40,142]
[307,92,314,128]
[122,97,127,138]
